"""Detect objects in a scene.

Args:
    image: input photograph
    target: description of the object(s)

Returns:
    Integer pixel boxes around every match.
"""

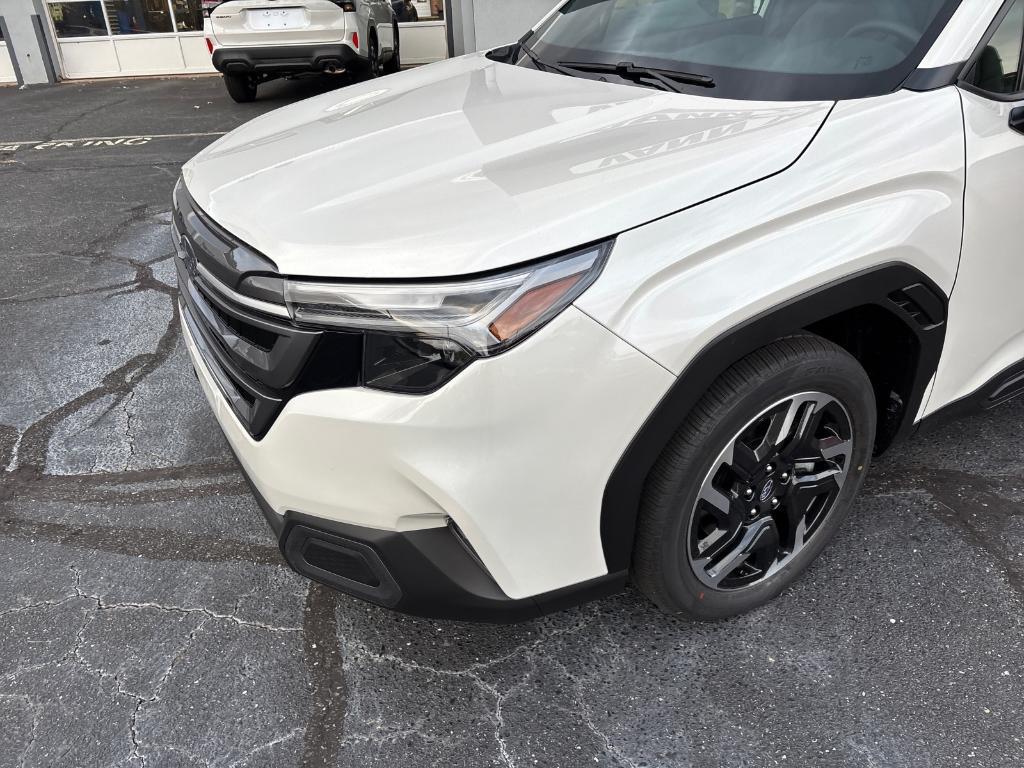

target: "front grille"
[173,184,361,439]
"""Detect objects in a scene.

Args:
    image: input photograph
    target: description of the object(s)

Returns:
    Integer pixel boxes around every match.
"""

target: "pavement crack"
[227,727,305,767]
[76,592,303,633]
[123,389,137,471]
[300,584,347,768]
[342,639,528,767]
[2,694,42,768]
[545,655,643,768]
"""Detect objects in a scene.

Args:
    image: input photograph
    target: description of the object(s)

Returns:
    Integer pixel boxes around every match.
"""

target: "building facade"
[0,0,559,85]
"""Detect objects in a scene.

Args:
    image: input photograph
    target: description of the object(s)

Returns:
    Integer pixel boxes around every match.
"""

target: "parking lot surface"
[1,76,1023,768]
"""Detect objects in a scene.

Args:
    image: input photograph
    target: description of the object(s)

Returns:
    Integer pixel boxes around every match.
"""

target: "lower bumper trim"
[281,511,626,623]
[212,44,360,74]
[234,455,625,622]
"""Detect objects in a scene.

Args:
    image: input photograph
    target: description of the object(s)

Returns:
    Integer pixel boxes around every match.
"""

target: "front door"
[929,0,1024,413]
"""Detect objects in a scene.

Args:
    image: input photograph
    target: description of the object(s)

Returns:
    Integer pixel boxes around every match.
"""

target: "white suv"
[206,0,399,102]
[176,0,1024,621]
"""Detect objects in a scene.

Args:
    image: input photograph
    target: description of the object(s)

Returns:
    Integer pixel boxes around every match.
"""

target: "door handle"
[1011,106,1024,136]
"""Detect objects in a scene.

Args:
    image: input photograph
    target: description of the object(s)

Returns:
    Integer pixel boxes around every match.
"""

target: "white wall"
[3,0,52,84]
[470,0,558,51]
[0,43,17,83]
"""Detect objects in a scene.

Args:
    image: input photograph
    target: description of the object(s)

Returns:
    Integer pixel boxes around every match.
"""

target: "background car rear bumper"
[212,44,360,74]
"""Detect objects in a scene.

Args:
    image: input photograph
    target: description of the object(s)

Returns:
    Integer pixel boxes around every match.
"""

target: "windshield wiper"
[557,61,715,92]
[518,40,578,78]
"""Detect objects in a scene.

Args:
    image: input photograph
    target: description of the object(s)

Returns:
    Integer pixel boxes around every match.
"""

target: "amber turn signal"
[489,274,584,342]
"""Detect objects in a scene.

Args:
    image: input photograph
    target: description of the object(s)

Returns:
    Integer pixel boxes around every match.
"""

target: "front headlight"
[244,241,612,394]
[281,240,612,354]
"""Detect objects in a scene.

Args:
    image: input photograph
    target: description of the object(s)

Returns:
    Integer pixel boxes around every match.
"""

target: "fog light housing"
[362,333,473,393]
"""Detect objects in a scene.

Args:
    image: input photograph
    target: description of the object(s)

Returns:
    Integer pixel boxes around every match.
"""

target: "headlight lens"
[238,241,612,394]
[282,240,612,356]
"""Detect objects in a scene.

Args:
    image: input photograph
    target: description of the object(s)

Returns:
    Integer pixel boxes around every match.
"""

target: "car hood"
[183,54,832,279]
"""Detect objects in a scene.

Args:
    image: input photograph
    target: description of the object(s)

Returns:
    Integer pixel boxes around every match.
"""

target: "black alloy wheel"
[688,392,853,590]
[631,334,876,619]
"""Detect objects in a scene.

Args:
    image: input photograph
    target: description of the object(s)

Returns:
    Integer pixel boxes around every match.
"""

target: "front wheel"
[223,73,257,103]
[631,334,876,619]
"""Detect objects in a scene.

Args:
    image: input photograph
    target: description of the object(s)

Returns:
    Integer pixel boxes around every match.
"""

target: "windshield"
[523,0,962,101]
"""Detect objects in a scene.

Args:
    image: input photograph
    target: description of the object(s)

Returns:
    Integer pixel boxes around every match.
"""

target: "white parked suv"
[176,0,1024,621]
[206,0,399,102]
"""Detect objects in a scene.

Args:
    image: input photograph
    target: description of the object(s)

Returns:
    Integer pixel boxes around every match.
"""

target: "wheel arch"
[600,262,947,574]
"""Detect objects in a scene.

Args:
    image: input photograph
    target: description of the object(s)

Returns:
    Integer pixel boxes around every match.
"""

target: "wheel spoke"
[698,483,732,522]
[694,518,779,587]
[783,468,842,550]
[777,394,830,458]
[819,434,853,464]
[729,440,759,481]
[790,469,842,507]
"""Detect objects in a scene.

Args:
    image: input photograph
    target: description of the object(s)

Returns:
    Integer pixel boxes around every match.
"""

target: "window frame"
[958,0,1024,101]
[45,0,205,41]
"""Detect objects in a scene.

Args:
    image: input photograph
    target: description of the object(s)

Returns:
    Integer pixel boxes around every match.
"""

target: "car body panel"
[182,304,674,599]
[178,0,1024,614]
[182,53,832,279]
[927,86,1024,413]
[210,0,349,46]
[209,0,394,57]
[576,88,966,379]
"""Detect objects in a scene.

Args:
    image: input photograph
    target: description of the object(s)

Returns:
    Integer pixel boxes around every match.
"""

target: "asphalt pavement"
[1,75,1023,768]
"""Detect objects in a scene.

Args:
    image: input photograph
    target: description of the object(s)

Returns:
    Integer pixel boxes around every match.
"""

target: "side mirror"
[1010,106,1024,136]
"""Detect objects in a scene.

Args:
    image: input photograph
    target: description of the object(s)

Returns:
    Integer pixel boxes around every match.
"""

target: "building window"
[47,0,203,38]
[48,1,109,38]
[106,0,174,34]
[171,0,203,31]
[394,0,444,22]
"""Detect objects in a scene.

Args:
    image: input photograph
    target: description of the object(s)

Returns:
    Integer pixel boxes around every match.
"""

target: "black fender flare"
[599,262,948,574]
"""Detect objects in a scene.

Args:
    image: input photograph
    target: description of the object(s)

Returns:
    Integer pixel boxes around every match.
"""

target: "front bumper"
[240,465,626,622]
[212,43,360,74]
[182,297,673,619]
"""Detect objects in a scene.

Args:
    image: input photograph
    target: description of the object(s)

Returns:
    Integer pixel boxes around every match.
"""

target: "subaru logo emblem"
[759,479,774,503]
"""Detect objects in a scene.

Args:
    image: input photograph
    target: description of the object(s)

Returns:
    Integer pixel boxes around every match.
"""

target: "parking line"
[0,131,229,145]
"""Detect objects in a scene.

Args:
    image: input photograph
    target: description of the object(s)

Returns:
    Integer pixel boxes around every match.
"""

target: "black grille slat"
[174,185,363,440]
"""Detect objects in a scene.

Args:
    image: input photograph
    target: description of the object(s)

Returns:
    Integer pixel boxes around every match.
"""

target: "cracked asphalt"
[2,75,1024,768]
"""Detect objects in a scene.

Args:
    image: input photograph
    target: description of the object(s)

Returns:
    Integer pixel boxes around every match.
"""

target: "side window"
[965,0,1024,95]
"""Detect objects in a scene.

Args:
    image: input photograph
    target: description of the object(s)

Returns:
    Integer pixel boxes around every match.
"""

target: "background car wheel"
[366,35,382,79]
[631,333,876,620]
[223,73,257,103]
[383,24,401,74]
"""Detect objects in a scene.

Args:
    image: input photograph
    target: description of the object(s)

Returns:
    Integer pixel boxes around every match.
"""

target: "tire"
[365,34,382,79]
[631,333,876,620]
[223,73,257,103]
[383,23,401,74]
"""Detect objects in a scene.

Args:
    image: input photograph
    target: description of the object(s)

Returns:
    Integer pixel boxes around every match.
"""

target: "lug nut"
[765,463,774,474]
[770,497,780,509]
[743,487,755,501]
[748,508,758,519]
[780,472,790,483]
